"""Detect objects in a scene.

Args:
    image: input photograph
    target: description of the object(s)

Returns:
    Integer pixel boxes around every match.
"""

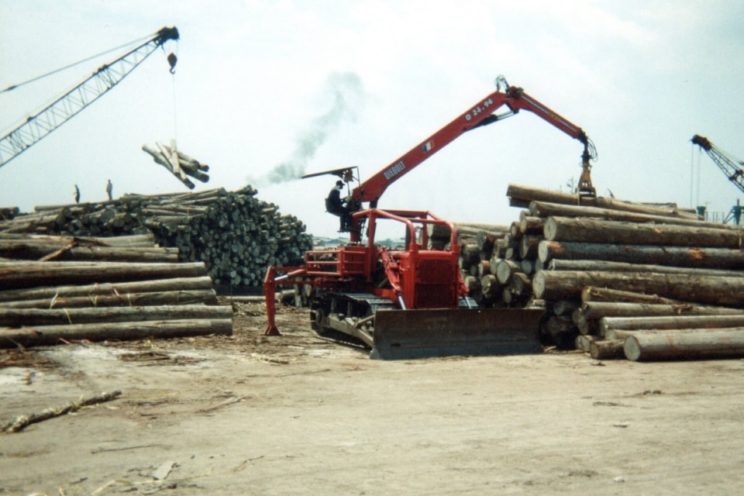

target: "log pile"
[0,235,232,348]
[0,186,313,288]
[465,183,744,361]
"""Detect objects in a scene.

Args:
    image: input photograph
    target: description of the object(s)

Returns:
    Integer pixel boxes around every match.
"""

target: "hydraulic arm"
[0,26,179,169]
[350,77,596,214]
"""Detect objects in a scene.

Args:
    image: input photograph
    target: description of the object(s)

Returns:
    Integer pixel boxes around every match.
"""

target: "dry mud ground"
[1,302,744,495]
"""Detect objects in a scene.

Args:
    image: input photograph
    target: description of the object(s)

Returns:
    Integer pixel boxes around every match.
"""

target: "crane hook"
[167,52,177,74]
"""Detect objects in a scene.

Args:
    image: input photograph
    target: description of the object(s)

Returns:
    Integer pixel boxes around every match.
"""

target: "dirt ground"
[1,301,744,495]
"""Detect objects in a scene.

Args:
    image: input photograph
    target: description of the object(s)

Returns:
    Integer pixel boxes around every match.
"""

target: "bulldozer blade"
[371,307,544,360]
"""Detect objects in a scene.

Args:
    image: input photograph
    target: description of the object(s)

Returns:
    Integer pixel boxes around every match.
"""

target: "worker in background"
[106,179,113,201]
[325,180,351,231]
[74,184,80,204]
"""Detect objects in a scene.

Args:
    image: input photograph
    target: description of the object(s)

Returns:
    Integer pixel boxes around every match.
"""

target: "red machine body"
[264,208,467,337]
[264,77,593,359]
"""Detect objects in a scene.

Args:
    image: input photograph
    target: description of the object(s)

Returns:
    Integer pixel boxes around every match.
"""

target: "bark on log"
[575,334,596,352]
[529,201,717,228]
[519,235,541,259]
[575,312,598,335]
[0,318,233,348]
[543,217,743,248]
[460,243,481,268]
[547,259,744,278]
[582,301,743,320]
[600,314,744,335]
[452,223,509,239]
[480,274,500,300]
[581,287,680,305]
[0,261,207,288]
[519,216,544,235]
[538,240,744,269]
[0,305,231,326]
[0,276,214,303]
[624,329,744,361]
[0,241,178,263]
[534,271,744,307]
[509,272,531,296]
[0,290,218,309]
[507,183,697,219]
[590,339,625,360]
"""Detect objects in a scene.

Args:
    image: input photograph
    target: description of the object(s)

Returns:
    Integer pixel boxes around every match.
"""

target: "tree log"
[0,276,214,302]
[519,216,544,235]
[575,334,596,352]
[581,287,680,305]
[547,259,744,278]
[0,318,233,348]
[538,240,744,269]
[600,314,744,336]
[529,201,718,228]
[519,235,541,259]
[582,301,743,320]
[544,217,742,248]
[590,339,625,360]
[534,271,744,306]
[0,290,217,309]
[624,329,744,361]
[0,241,178,263]
[0,305,231,326]
[495,260,522,285]
[507,183,697,219]
[0,261,207,288]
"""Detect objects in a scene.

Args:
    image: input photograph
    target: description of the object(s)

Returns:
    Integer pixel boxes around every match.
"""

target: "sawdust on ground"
[1,300,743,495]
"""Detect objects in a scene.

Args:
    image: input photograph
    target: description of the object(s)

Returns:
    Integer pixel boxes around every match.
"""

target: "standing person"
[106,179,113,201]
[74,184,80,204]
[325,180,351,231]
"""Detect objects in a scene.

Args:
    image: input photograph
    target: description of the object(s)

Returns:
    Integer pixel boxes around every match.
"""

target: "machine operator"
[325,180,352,232]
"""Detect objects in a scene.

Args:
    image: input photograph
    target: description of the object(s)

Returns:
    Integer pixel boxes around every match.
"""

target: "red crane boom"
[351,77,596,210]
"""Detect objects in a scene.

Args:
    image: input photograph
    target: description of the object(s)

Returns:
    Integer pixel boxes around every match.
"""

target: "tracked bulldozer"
[264,208,545,359]
[263,76,596,359]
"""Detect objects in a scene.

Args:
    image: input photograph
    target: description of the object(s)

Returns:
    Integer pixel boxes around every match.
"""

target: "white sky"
[1,0,744,237]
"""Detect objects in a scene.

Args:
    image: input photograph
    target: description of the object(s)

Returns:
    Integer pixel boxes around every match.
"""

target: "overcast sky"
[2,0,744,236]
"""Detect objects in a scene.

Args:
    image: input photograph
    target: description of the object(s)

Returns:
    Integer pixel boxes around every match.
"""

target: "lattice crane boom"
[691,134,744,194]
[0,26,179,170]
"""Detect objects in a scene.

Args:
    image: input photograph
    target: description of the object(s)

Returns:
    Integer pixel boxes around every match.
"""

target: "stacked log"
[499,183,744,359]
[0,186,313,288]
[450,222,509,306]
[0,235,231,348]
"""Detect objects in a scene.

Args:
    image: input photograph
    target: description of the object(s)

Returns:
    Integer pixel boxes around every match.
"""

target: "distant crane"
[691,134,744,224]
[0,26,179,170]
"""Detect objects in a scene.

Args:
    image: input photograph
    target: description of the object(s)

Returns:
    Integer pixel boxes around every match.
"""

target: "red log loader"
[264,76,596,359]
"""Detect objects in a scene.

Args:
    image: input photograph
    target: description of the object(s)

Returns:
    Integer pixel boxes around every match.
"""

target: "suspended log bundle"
[0,233,231,348]
[0,186,313,288]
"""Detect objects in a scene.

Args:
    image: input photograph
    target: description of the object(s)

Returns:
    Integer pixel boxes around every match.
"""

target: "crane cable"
[163,42,179,149]
[0,30,159,94]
